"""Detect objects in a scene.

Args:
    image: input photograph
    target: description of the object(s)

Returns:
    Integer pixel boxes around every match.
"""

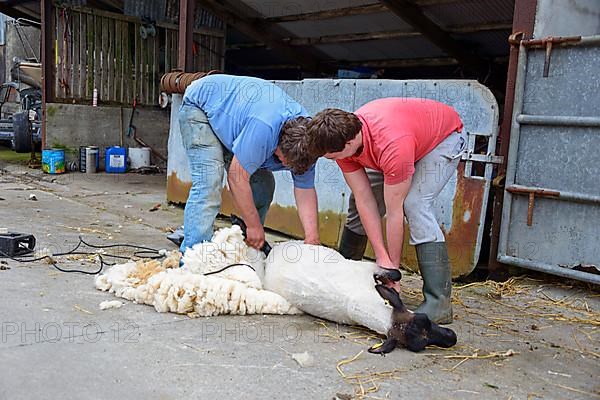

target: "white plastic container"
[129,147,151,169]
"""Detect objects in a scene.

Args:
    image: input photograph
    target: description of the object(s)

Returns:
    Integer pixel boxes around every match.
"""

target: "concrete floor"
[0,162,599,400]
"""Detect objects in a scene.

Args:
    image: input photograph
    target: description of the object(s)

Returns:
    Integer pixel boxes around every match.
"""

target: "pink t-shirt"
[337,98,463,185]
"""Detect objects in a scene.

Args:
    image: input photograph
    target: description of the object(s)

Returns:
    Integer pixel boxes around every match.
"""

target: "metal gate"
[498,36,600,284]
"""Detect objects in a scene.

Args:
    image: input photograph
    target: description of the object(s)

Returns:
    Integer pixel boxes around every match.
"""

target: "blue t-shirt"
[182,74,315,189]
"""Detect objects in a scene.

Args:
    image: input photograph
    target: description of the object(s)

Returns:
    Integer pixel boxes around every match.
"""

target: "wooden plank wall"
[53,6,225,106]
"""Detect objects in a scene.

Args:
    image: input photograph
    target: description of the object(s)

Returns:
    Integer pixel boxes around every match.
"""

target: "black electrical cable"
[78,237,164,260]
[203,263,255,276]
[0,236,164,275]
[1,237,257,277]
[0,248,108,275]
[78,236,161,253]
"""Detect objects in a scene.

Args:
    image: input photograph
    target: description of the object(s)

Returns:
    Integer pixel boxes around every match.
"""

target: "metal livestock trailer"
[167,78,500,279]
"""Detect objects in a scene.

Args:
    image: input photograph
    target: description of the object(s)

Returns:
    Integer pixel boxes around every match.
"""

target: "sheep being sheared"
[95,226,300,316]
[95,226,457,353]
[264,241,457,353]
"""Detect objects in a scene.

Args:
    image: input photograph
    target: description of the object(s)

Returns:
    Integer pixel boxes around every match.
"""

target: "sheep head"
[368,284,457,354]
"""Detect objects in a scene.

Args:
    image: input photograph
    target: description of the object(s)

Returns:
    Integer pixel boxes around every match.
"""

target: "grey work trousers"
[345,131,466,245]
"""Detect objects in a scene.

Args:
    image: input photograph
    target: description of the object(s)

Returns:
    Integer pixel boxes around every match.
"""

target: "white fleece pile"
[95,226,300,316]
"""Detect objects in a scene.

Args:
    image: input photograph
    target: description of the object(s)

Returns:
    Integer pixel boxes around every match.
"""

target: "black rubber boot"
[338,227,368,260]
[415,242,453,325]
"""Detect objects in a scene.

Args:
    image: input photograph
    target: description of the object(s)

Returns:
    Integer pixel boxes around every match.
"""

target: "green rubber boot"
[338,227,368,261]
[415,242,453,325]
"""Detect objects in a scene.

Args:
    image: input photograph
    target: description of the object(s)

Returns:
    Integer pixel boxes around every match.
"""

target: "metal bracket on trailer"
[462,152,504,164]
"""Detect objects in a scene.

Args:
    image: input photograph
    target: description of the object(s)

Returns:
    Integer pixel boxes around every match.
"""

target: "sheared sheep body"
[264,241,393,334]
[264,242,458,353]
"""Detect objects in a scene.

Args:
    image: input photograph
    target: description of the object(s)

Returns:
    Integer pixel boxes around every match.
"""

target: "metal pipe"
[521,35,600,48]
[579,35,600,45]
[497,255,600,285]
[498,42,529,257]
[517,114,600,127]
[506,184,600,205]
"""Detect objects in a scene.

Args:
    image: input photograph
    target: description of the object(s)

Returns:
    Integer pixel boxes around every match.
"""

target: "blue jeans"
[179,105,275,253]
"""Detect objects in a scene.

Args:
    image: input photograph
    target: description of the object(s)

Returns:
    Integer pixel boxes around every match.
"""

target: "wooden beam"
[241,55,509,71]
[378,0,487,68]
[85,0,123,13]
[348,57,460,68]
[290,21,513,43]
[178,0,194,71]
[40,0,54,148]
[197,0,328,73]
[340,55,508,68]
[413,0,464,6]
[449,22,513,34]
[285,30,419,46]
[2,0,37,7]
[228,22,512,49]
[266,4,388,23]
[0,5,39,21]
[263,0,467,23]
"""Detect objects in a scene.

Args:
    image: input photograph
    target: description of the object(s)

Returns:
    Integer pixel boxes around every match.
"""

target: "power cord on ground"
[0,237,256,276]
[0,236,164,275]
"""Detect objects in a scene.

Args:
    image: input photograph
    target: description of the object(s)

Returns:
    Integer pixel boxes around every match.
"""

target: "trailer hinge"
[462,152,504,164]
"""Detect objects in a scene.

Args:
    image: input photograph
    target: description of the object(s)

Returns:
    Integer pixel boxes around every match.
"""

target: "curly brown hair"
[307,109,362,155]
[278,116,317,175]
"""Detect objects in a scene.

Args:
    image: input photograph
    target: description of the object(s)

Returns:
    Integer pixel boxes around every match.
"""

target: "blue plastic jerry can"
[105,146,127,173]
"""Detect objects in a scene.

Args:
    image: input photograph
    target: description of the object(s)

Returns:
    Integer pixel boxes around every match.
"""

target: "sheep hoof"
[373,268,402,286]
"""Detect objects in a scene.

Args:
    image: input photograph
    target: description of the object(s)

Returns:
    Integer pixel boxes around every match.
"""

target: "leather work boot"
[415,242,453,324]
[338,227,368,260]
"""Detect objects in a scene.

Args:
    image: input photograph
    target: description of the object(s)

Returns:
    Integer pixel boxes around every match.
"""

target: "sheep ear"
[374,284,406,312]
[368,337,397,355]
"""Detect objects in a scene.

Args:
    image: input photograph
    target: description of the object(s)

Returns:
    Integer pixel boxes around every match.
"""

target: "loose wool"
[95,226,300,316]
[99,300,124,310]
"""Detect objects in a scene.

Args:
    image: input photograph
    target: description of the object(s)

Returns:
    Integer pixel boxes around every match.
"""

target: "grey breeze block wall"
[46,103,170,168]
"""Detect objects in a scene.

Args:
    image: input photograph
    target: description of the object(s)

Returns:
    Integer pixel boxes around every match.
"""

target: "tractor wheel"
[13,112,32,153]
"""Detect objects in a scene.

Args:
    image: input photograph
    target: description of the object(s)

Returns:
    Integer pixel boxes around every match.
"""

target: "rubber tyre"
[13,112,31,153]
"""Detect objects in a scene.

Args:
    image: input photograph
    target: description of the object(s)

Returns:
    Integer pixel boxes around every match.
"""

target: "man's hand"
[304,236,320,245]
[376,257,396,269]
[245,224,265,250]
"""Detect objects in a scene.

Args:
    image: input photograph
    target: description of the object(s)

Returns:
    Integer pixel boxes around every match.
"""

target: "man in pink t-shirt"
[308,98,466,324]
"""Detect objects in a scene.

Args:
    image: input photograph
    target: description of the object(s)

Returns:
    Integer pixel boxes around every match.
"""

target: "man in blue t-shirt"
[177,74,320,252]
